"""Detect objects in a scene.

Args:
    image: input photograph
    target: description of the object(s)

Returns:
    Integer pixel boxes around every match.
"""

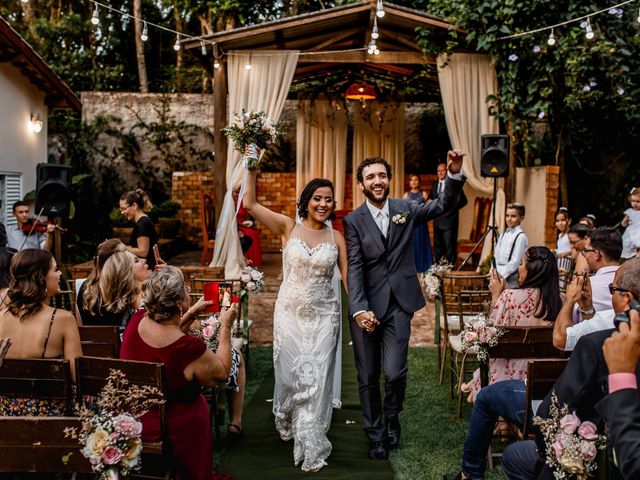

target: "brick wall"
[171,172,215,244]
[256,173,297,251]
[545,166,561,248]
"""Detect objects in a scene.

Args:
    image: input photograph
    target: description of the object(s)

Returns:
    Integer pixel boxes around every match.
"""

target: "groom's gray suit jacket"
[344,175,465,318]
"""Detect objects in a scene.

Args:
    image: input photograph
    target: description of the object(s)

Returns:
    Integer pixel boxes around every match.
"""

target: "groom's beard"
[362,184,390,204]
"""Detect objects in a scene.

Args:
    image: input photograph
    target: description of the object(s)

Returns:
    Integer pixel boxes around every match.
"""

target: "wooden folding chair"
[75,356,170,479]
[0,417,92,474]
[0,358,74,415]
[522,359,568,438]
[49,289,76,314]
[78,325,121,358]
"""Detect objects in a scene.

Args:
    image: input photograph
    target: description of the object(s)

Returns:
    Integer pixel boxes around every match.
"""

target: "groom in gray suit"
[344,151,465,459]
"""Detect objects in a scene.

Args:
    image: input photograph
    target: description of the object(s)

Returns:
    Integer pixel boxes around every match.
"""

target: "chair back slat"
[523,359,569,437]
[487,326,559,359]
[49,289,76,312]
[0,358,73,415]
[78,326,121,358]
[0,417,92,473]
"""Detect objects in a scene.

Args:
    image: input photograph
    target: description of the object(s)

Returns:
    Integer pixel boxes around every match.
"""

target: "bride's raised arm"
[243,170,295,238]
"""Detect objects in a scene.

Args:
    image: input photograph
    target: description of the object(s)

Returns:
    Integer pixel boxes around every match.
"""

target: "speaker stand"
[457,177,500,271]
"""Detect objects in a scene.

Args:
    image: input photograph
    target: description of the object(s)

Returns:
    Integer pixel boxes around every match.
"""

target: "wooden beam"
[297,50,434,64]
[309,28,362,51]
[212,63,228,226]
[378,29,422,51]
[385,5,466,33]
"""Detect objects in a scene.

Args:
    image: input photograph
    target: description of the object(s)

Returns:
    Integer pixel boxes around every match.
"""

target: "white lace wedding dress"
[272,222,341,472]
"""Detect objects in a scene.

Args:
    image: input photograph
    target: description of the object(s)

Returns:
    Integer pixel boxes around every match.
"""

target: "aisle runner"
[219,298,395,479]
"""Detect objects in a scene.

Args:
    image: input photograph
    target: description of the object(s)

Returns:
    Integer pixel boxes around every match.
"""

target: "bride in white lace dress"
[244,172,348,472]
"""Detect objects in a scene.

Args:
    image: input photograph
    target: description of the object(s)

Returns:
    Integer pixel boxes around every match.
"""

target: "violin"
[21,218,67,234]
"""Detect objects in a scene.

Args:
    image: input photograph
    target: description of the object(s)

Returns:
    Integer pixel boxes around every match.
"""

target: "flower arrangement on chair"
[534,392,606,479]
[65,369,164,480]
[240,263,265,294]
[458,313,505,363]
[421,259,453,300]
[222,110,282,170]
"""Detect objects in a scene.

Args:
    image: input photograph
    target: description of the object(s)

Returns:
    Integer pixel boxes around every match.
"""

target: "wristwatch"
[579,306,595,316]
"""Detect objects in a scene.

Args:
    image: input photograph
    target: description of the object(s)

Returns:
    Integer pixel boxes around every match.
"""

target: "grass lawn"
[236,346,507,480]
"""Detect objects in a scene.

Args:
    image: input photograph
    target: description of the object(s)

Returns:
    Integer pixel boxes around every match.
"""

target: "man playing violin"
[6,201,54,252]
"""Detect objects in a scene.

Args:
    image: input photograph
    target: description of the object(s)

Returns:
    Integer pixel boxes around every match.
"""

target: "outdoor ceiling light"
[376,0,385,18]
[201,41,207,56]
[213,59,221,69]
[174,36,181,51]
[372,18,379,39]
[30,113,43,134]
[547,28,556,46]
[141,21,148,42]
[585,19,594,40]
[346,83,376,106]
[91,5,100,25]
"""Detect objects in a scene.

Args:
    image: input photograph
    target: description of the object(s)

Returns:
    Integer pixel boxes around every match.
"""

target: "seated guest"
[567,223,592,279]
[500,258,640,480]
[77,239,129,326]
[0,249,82,415]
[444,258,640,480]
[600,308,640,480]
[0,247,17,305]
[571,227,621,323]
[120,266,235,480]
[462,246,562,401]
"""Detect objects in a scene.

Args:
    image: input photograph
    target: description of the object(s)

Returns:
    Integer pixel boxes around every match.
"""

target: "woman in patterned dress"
[462,246,562,402]
[244,170,348,472]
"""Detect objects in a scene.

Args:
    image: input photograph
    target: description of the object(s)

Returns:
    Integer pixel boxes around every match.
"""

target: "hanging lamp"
[345,83,376,106]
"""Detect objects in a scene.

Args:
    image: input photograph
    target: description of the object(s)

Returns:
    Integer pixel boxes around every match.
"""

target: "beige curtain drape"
[296,100,348,208]
[352,101,405,207]
[437,53,504,260]
[211,50,299,276]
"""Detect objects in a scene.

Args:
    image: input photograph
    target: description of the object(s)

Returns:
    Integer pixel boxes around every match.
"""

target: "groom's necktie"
[377,210,389,238]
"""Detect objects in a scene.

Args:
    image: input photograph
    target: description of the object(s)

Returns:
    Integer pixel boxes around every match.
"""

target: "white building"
[0,16,80,229]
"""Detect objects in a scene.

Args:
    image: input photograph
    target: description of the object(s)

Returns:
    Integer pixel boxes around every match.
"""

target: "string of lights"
[497,0,639,41]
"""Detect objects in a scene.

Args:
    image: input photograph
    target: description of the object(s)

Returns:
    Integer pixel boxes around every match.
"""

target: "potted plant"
[154,200,182,238]
[109,207,133,244]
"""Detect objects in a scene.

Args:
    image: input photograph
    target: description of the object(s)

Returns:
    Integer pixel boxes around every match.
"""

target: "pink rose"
[486,326,498,338]
[478,332,487,343]
[551,434,565,459]
[473,322,484,334]
[113,414,142,439]
[241,273,251,283]
[246,281,256,291]
[102,446,122,465]
[560,412,581,434]
[464,331,478,343]
[580,440,597,461]
[578,421,598,441]
[203,325,215,339]
[110,432,119,441]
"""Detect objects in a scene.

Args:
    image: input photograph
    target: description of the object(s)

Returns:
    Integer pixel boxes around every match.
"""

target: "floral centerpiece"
[534,392,606,479]
[240,263,265,294]
[421,258,453,300]
[65,369,164,480]
[222,110,282,170]
[459,313,505,362]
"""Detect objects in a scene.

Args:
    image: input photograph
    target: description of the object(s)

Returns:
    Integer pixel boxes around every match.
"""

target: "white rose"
[246,281,256,290]
[241,273,251,283]
[250,270,263,281]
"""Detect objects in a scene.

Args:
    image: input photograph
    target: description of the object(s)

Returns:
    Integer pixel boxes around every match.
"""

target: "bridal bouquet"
[534,392,606,479]
[65,369,163,480]
[421,259,453,300]
[459,313,505,362]
[240,263,265,294]
[223,110,282,170]
[189,314,222,353]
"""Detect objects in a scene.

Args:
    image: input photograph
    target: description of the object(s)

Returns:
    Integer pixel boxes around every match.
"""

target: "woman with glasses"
[119,189,158,270]
[461,246,562,402]
[0,249,82,414]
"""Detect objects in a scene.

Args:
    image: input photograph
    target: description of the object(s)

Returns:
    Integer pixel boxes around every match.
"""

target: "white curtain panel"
[296,100,348,208]
[352,101,405,207]
[437,53,505,260]
[211,50,299,276]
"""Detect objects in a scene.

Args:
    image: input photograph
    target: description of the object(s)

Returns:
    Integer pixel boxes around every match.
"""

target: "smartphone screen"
[491,256,497,270]
[152,244,160,262]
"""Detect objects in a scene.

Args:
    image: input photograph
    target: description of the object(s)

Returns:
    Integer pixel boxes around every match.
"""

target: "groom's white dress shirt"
[366,201,389,238]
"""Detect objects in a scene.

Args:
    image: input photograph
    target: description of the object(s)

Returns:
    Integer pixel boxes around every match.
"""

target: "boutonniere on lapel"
[392,211,410,225]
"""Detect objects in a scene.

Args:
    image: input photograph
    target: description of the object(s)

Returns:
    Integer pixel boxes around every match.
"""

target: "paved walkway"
[170,250,437,347]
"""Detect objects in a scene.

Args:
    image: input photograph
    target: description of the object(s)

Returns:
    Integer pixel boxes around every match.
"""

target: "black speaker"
[480,134,509,178]
[35,163,72,218]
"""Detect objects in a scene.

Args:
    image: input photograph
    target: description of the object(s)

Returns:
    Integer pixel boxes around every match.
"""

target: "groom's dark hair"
[297,178,336,220]
[356,157,392,184]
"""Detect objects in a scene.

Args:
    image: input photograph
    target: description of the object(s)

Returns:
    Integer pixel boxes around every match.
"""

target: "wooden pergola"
[183,1,465,214]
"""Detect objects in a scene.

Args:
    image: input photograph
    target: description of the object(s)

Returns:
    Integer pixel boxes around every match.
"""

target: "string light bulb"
[91,5,100,25]
[372,18,379,39]
[174,35,181,51]
[374,47,380,55]
[585,18,595,39]
[637,6,640,23]
[200,41,207,56]
[367,40,376,55]
[213,59,221,69]
[245,61,252,70]
[547,28,556,46]
[141,21,148,42]
[376,0,385,18]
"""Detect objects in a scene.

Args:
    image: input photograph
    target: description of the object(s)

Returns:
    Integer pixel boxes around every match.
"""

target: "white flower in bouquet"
[240,264,265,294]
[250,269,263,281]
[459,314,505,362]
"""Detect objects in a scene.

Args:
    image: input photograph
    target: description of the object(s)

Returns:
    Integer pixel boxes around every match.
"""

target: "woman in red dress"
[120,266,236,480]
[236,197,262,267]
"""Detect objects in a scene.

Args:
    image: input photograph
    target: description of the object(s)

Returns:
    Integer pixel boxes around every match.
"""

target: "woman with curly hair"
[0,249,82,414]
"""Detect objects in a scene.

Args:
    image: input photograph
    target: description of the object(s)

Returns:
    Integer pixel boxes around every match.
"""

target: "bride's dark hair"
[297,178,336,220]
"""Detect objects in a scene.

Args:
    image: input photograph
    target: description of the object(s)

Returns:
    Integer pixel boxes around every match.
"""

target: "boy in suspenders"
[494,203,528,287]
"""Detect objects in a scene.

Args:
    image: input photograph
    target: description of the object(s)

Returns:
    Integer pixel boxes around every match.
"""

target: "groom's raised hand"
[447,149,465,174]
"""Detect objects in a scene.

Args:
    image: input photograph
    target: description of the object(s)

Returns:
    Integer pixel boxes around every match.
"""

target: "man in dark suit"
[344,151,465,460]
[431,162,468,265]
